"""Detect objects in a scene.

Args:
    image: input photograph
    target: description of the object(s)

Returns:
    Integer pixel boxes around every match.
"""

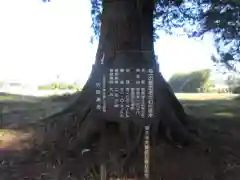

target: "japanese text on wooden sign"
[95,68,154,119]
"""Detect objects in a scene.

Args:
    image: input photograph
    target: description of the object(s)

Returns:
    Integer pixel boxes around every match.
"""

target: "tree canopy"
[90,0,240,70]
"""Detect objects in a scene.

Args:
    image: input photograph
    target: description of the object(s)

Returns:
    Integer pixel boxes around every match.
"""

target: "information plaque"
[92,57,156,179]
[93,58,157,125]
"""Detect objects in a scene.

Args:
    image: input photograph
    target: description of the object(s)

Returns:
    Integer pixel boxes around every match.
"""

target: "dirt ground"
[0,92,240,180]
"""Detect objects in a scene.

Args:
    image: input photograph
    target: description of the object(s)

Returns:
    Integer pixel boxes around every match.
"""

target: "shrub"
[233,86,240,94]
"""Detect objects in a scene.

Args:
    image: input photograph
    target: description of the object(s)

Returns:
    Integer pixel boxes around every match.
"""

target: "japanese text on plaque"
[95,68,154,119]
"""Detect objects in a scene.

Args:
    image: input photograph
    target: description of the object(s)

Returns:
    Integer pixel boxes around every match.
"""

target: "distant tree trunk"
[29,0,197,178]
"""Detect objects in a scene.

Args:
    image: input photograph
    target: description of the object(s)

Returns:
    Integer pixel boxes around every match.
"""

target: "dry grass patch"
[0,128,33,151]
[176,93,238,101]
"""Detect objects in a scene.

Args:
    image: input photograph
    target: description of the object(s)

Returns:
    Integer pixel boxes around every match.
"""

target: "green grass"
[0,92,68,126]
[176,93,240,118]
[176,93,240,133]
[0,94,21,101]
[38,83,82,91]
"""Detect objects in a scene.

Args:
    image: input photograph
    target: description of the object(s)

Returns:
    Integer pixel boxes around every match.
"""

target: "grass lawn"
[176,93,240,118]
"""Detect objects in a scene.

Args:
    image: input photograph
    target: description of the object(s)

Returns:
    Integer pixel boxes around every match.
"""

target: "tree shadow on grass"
[180,94,240,118]
[179,94,240,140]
[0,92,79,180]
[0,92,75,128]
[152,94,240,180]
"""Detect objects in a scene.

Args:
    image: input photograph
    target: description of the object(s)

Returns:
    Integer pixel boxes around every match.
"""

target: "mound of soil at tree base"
[0,117,240,180]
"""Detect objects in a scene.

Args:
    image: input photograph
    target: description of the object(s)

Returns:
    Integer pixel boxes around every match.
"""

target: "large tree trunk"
[92,0,194,143]
[26,0,197,179]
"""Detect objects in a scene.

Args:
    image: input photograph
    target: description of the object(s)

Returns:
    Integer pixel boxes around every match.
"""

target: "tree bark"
[26,0,197,178]
[93,0,194,144]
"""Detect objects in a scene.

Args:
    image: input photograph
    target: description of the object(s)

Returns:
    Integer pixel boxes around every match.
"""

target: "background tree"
[226,73,240,93]
[168,69,212,92]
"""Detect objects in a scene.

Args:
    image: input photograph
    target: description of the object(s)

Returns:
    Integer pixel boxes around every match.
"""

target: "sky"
[0,0,216,86]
